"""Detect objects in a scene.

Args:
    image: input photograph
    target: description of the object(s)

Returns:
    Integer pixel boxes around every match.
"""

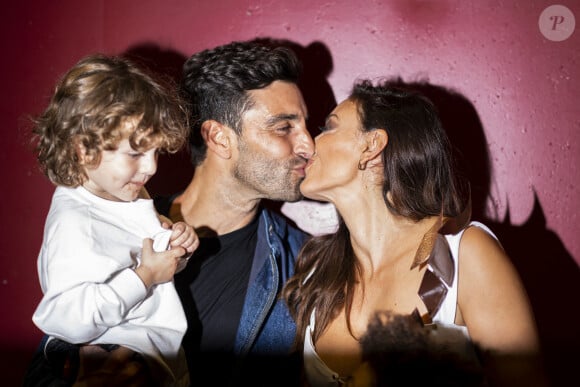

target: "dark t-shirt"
[155,195,258,384]
[183,215,258,353]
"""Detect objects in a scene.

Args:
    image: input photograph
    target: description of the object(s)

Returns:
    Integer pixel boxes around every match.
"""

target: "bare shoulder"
[457,223,522,303]
[458,224,509,269]
[456,225,542,377]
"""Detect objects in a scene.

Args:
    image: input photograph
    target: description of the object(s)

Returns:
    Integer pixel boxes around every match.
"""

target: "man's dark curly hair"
[181,40,301,166]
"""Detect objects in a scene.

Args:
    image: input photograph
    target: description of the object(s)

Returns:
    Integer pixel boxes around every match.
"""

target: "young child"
[30,54,198,386]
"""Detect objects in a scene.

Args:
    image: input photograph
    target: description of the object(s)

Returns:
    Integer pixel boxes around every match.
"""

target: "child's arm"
[32,214,188,343]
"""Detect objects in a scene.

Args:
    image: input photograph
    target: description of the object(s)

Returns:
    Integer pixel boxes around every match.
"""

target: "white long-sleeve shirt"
[32,186,188,385]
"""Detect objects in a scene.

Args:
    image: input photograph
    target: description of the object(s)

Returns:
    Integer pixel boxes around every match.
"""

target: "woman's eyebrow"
[325,113,338,124]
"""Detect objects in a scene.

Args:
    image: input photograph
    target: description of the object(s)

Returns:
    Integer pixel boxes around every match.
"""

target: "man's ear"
[359,129,388,168]
[201,120,234,159]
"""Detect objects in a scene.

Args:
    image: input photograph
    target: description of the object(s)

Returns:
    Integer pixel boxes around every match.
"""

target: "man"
[153,40,314,386]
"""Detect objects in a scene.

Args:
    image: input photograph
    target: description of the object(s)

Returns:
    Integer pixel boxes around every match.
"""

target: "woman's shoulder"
[465,221,497,239]
[456,221,514,287]
[460,222,502,254]
[445,221,499,252]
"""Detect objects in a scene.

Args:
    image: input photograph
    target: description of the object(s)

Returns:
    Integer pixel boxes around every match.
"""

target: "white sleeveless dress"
[303,221,496,386]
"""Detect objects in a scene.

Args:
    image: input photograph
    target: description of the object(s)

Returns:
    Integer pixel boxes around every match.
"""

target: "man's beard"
[233,149,304,202]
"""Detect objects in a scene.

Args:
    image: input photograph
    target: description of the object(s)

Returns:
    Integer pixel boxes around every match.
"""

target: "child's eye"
[129,152,143,159]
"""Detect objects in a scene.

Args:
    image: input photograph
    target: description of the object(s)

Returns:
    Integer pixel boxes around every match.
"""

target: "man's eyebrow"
[265,113,301,126]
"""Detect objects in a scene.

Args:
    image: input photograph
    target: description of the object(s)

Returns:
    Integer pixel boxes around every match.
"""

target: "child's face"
[82,137,158,202]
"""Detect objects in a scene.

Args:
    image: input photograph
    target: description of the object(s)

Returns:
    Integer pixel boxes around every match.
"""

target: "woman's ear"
[359,129,388,169]
[201,120,233,159]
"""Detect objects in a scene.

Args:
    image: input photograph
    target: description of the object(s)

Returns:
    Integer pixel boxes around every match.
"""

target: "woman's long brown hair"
[282,79,469,349]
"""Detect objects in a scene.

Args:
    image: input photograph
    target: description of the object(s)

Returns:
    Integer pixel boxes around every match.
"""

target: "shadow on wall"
[122,43,194,198]
[488,199,579,387]
[270,39,337,137]
[396,79,579,387]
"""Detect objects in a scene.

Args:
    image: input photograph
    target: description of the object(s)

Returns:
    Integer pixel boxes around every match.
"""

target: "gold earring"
[358,161,366,170]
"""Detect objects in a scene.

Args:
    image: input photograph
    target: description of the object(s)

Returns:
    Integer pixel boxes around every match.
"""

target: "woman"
[283,80,546,386]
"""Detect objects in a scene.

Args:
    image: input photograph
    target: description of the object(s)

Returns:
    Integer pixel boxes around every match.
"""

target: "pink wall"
[2,1,578,385]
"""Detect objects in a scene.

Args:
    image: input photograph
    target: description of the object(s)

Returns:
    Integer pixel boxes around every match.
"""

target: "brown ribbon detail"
[412,198,472,323]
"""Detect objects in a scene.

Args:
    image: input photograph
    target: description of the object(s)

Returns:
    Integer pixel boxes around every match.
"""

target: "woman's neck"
[335,191,438,276]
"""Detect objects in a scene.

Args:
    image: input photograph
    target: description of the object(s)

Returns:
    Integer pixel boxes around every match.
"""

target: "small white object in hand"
[152,230,173,252]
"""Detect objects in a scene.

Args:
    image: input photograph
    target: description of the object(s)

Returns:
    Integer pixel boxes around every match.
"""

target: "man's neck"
[173,165,262,236]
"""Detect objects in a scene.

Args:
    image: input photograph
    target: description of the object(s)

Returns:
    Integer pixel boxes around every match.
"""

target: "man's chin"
[267,188,303,203]
[285,193,304,203]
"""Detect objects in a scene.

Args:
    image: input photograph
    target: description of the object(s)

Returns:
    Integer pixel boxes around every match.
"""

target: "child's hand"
[158,214,173,229]
[134,239,185,288]
[169,221,199,255]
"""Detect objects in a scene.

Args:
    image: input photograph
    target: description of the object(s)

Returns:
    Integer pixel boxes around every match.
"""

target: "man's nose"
[294,127,314,159]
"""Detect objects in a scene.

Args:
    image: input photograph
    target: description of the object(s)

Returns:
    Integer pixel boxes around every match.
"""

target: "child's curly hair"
[359,311,485,386]
[33,54,189,187]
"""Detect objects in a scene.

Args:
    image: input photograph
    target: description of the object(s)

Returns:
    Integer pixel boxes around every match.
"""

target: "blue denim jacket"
[228,208,308,386]
[234,208,307,356]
